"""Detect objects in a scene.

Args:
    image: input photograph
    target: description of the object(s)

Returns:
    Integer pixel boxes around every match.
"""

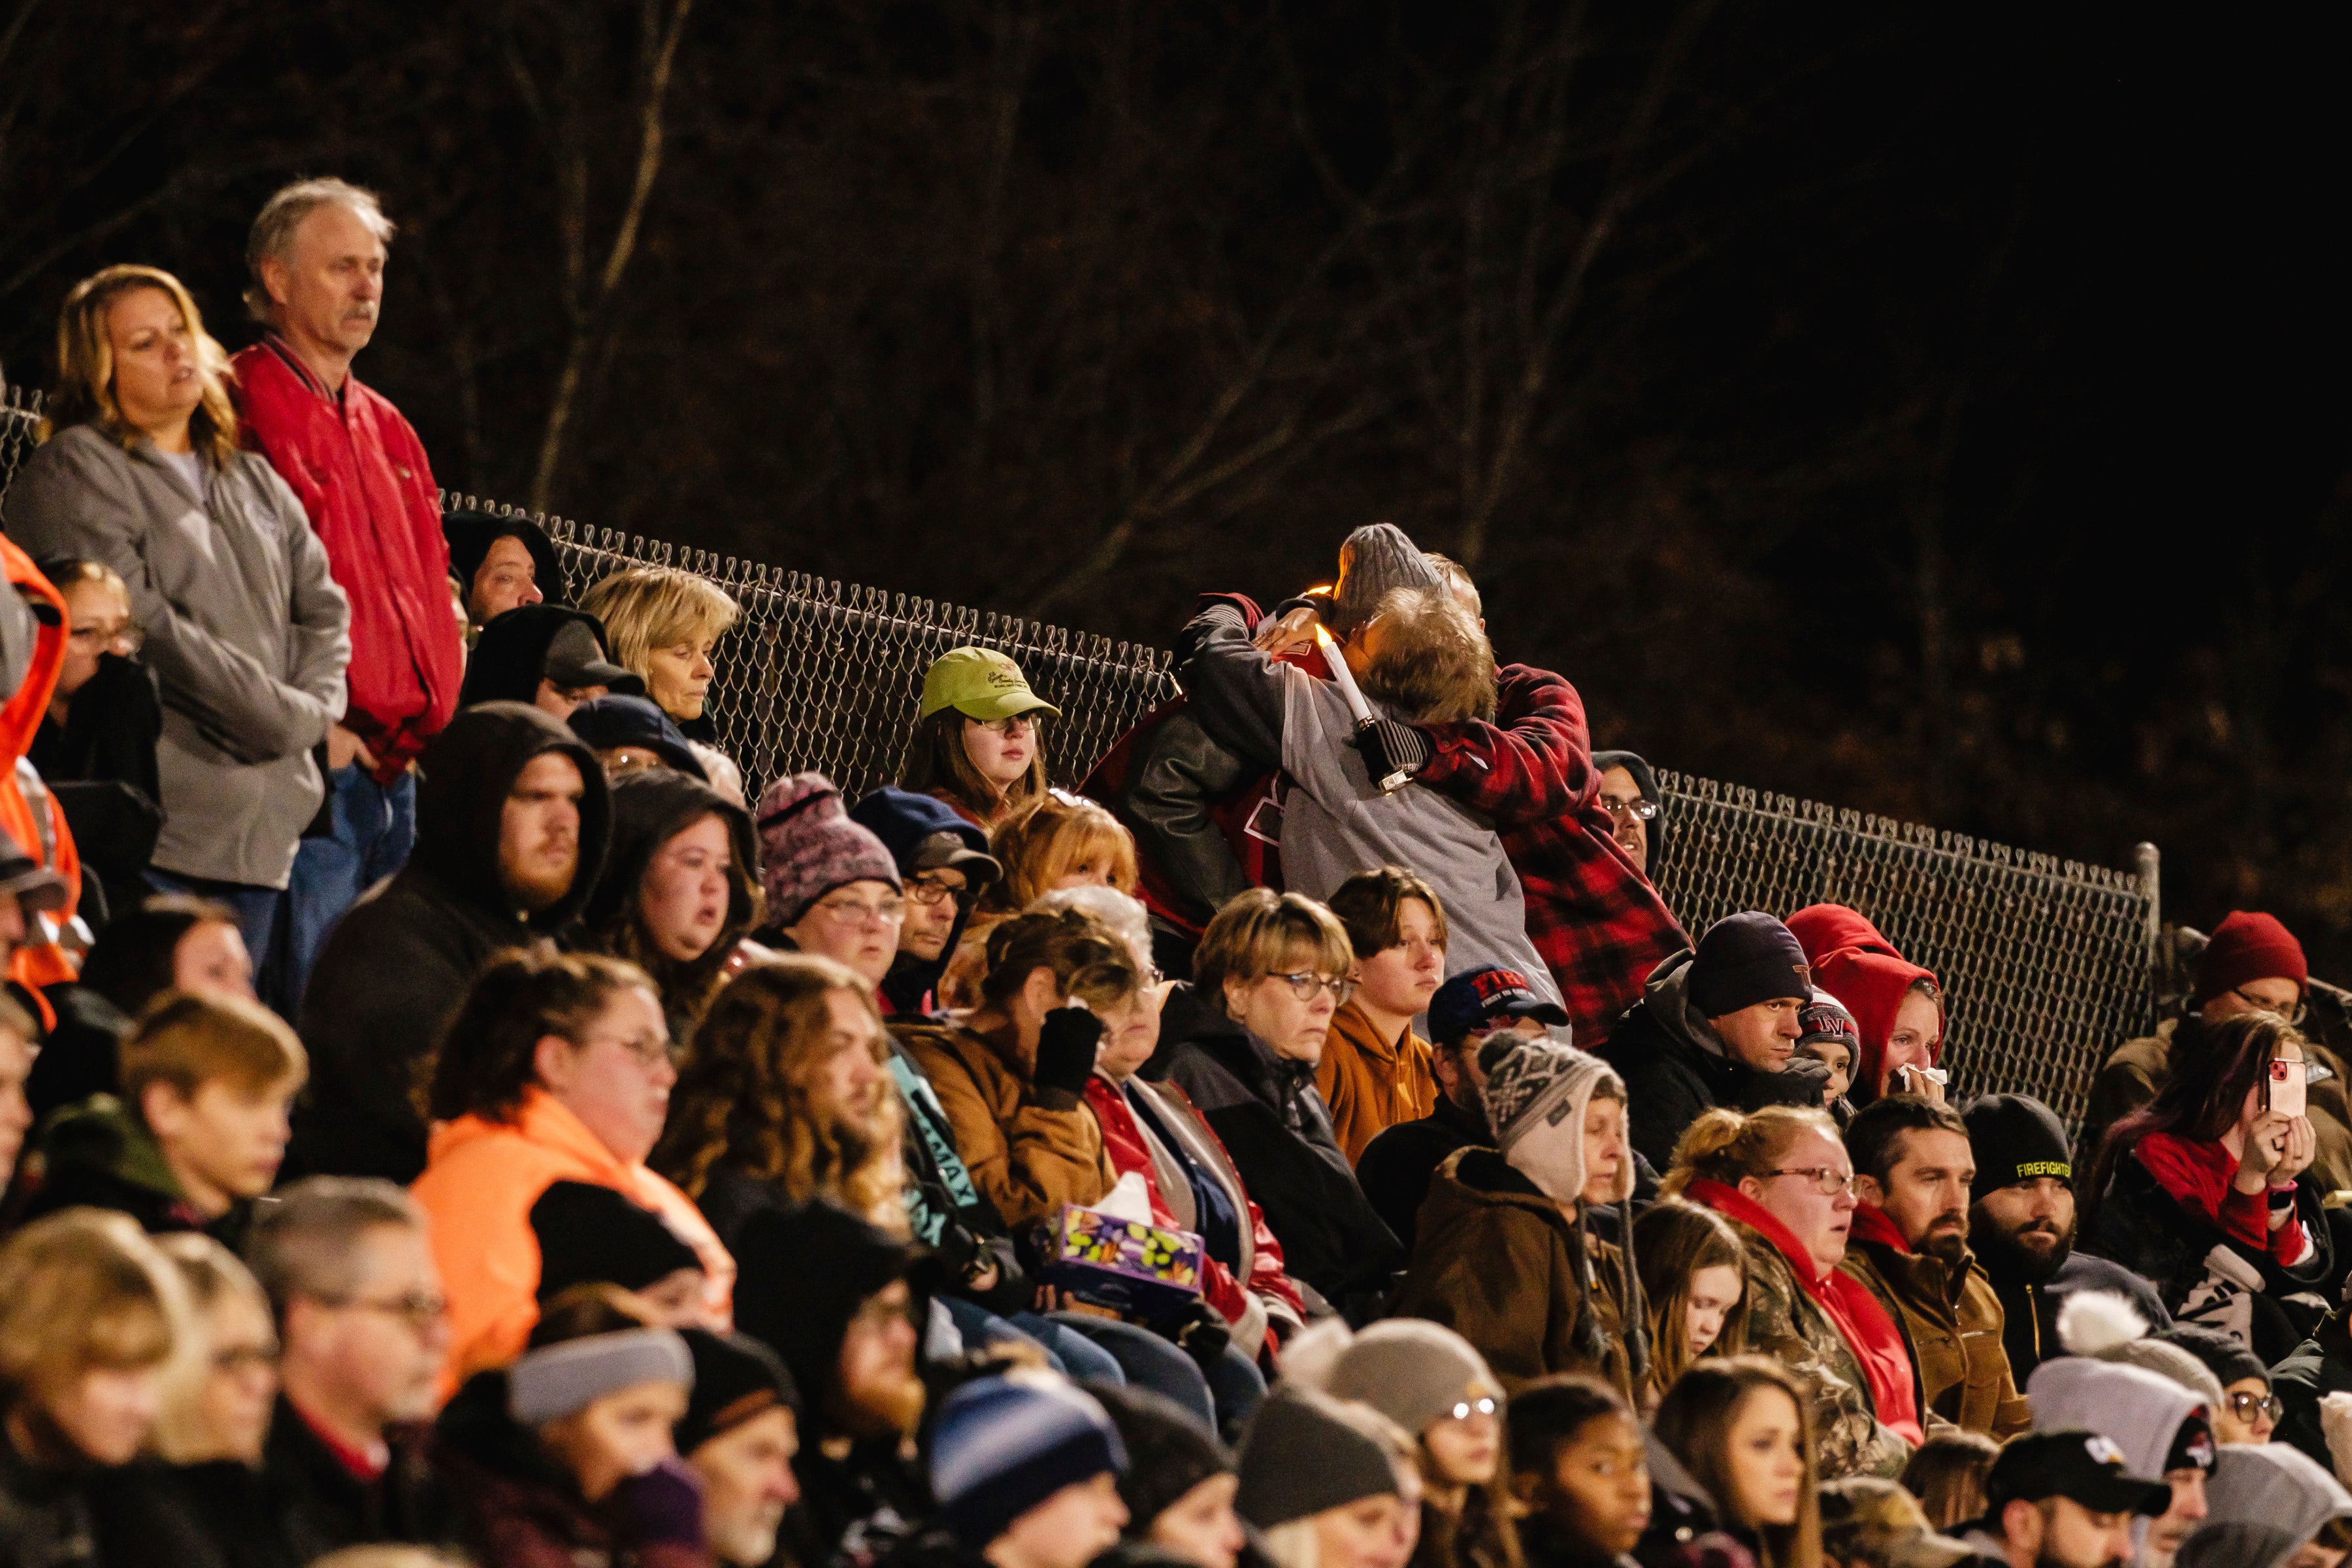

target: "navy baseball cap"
[1428,968,1570,1047]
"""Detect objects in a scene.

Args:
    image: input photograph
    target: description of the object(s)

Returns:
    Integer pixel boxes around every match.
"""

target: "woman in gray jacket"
[6,265,350,973]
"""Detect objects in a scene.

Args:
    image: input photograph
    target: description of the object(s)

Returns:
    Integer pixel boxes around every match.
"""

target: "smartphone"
[2269,1056,2308,1120]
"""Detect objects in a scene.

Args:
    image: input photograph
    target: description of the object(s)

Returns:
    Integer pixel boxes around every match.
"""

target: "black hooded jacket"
[1590,749,1667,872]
[291,703,612,1183]
[1142,981,1401,1318]
[456,604,630,710]
[576,767,759,1043]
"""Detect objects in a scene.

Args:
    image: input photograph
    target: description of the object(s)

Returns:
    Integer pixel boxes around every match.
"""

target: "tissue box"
[1039,1203,1204,1320]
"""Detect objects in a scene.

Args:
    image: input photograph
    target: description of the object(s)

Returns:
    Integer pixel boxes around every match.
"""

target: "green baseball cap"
[918,647,1062,723]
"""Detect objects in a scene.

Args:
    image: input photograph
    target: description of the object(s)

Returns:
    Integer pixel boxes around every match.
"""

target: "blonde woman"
[8,263,351,970]
[90,1234,284,1562]
[0,1209,189,1542]
[578,566,740,740]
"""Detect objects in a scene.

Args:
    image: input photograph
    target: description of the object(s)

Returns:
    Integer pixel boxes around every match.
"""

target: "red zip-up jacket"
[1418,664,1686,1045]
[231,337,461,778]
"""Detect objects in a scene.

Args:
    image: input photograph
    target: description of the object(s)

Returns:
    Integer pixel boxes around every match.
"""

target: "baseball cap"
[567,694,708,781]
[543,617,643,695]
[1818,1478,1978,1568]
[0,826,67,915]
[910,830,1002,884]
[1985,1431,2172,1516]
[918,647,1062,723]
[1427,967,1571,1047]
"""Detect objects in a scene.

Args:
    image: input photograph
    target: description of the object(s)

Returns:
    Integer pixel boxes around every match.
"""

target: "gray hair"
[1034,884,1154,976]
[244,177,397,322]
[244,1176,425,1313]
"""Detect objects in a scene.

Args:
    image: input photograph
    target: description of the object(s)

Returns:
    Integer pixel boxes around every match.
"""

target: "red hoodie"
[1686,1177,1923,1446]
[1788,904,1941,1105]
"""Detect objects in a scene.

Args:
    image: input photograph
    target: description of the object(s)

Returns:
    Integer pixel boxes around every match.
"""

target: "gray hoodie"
[7,425,350,888]
[2177,1444,2352,1568]
[2029,1356,2210,1566]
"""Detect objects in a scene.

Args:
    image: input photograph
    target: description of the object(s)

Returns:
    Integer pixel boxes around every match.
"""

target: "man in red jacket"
[231,178,464,1013]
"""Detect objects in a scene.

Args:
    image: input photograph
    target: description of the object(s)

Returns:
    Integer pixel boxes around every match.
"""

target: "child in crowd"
[1320,867,1446,1166]
[1793,992,1859,1126]
[1896,1429,1999,1531]
[1631,1198,1749,1410]
[1092,1386,1247,1568]
[1503,1375,1650,1568]
[896,1373,1133,1568]
[1646,1357,1825,1568]
[1237,1392,1422,1568]
[902,647,1058,828]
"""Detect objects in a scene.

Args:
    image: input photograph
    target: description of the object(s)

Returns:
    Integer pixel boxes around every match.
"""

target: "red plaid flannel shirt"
[1419,664,1687,1044]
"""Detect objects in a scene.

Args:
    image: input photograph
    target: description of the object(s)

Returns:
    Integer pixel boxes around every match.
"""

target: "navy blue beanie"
[1688,912,1812,1019]
[930,1375,1128,1546]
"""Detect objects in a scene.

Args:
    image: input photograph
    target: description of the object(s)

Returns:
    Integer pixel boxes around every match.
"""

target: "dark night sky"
[4,5,2351,966]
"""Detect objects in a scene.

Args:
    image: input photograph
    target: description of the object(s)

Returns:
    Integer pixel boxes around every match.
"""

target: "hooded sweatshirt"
[577,767,759,1043]
[292,702,612,1183]
[0,536,82,997]
[413,1086,732,1395]
[1784,906,1940,1108]
[1601,951,1831,1172]
[2027,1354,2212,1556]
[456,604,634,710]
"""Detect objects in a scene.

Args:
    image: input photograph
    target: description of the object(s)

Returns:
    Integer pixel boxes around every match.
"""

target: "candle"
[1314,624,1377,725]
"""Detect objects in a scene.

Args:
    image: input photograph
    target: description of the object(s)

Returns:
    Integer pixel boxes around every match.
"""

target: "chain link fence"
[0,385,2158,1126]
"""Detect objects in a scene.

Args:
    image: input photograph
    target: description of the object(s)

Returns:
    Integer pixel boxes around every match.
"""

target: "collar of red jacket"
[1685,1177,1832,1288]
[1848,1200,1911,1254]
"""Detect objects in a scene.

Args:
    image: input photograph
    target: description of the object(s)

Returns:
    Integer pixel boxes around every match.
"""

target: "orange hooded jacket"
[0,538,81,1009]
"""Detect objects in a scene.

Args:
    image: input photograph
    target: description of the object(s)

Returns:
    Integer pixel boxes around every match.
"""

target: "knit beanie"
[530,1181,705,1301]
[1090,1384,1233,1530]
[1478,1030,1631,1204]
[1960,1093,2074,1203]
[755,772,901,927]
[1796,990,1860,1060]
[2193,911,2308,1008]
[2177,1445,2352,1568]
[930,1375,1128,1548]
[1323,1320,1499,1437]
[674,1328,799,1456]
[1686,912,1812,1021]
[1234,1390,1401,1531]
[2149,1323,2270,1392]
[1328,523,1443,635]
[2029,1353,2215,1485]
[730,1200,917,1404]
[2055,1291,2229,1417]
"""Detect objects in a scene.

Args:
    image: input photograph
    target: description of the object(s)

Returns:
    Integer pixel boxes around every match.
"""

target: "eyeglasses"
[314,1290,448,1330]
[1598,794,1658,823]
[905,877,968,907]
[970,713,1039,737]
[572,1029,682,1070]
[2233,987,2309,1026]
[1444,1397,1498,1422]
[1269,972,1356,1006]
[2225,1390,2285,1422]
[1761,1166,1858,1197]
[811,894,906,927]
[212,1342,282,1374]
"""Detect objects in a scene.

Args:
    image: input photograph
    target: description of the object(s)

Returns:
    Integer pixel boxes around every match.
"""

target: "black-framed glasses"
[905,877,969,907]
[1761,1166,1857,1197]
[1598,794,1657,823]
[2233,986,2308,1026]
[1270,972,1356,1007]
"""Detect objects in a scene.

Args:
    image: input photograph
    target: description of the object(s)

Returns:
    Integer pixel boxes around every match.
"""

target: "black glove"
[1031,1005,1105,1099]
[1164,1298,1232,1374]
[1353,718,1432,791]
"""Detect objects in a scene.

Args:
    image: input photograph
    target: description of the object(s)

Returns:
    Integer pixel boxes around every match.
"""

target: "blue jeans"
[938,1297,1126,1386]
[282,766,416,1018]
[142,870,283,1004]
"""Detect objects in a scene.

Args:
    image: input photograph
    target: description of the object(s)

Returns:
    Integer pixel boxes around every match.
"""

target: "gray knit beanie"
[1323,1320,1499,1437]
[1328,523,1442,635]
[1478,1030,1631,1205]
[1234,1390,1401,1531]
[755,772,901,926]
[2055,1290,2230,1413]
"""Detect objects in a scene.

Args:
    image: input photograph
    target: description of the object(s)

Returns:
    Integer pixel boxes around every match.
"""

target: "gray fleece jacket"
[6,426,350,888]
[1175,601,1559,1001]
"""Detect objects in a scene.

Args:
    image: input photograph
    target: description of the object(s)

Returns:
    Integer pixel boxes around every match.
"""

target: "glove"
[605,1456,705,1548]
[1031,1005,1105,1099]
[1164,1298,1232,1374]
[1353,718,1432,791]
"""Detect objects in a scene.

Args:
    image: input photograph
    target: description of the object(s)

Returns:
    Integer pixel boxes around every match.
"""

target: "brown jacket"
[2080,1018,2352,1194]
[1385,1146,1632,1401]
[1318,1000,1439,1166]
[892,1019,1114,1229]
[1839,1205,2030,1440]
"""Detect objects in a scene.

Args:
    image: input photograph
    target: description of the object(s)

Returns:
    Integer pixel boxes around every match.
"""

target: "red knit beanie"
[2192,910,2308,1007]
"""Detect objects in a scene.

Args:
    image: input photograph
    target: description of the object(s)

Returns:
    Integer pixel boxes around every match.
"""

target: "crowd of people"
[0,178,2345,1568]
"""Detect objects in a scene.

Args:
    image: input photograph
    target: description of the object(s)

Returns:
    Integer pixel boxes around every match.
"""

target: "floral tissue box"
[1040,1202,1204,1319]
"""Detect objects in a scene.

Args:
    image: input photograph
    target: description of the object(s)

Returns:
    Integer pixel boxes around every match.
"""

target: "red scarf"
[1686,1179,1923,1445]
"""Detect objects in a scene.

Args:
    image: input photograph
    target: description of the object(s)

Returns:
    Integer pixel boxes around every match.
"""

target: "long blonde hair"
[651,955,907,1231]
[44,265,240,466]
